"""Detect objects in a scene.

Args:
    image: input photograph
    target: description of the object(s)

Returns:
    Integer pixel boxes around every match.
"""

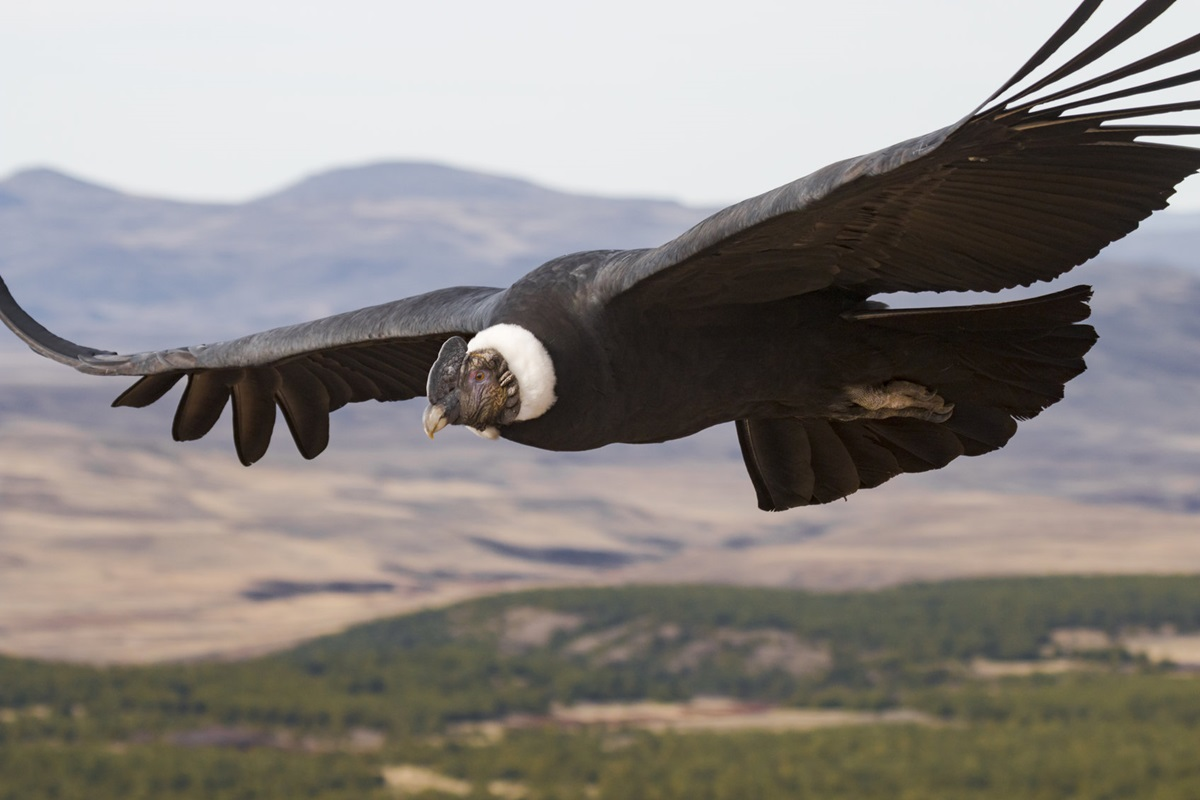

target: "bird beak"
[423,404,449,439]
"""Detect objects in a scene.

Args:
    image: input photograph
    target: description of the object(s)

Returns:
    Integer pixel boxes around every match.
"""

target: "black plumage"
[3,0,1199,510]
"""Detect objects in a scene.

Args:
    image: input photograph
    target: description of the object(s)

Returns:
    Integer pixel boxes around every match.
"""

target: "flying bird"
[4,0,1200,511]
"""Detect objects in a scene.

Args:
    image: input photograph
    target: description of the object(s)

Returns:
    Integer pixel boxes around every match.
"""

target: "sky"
[5,0,1200,210]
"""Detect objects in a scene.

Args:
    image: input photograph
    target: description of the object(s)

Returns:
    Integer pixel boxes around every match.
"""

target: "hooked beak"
[423,404,449,439]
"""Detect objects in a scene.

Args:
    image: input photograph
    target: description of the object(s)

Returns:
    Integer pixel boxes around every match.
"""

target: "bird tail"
[737,285,1096,511]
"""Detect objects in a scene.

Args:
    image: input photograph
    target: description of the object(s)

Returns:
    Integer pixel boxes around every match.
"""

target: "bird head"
[423,324,557,441]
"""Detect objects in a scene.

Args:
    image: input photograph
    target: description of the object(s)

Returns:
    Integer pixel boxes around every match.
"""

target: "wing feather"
[231,368,280,466]
[0,279,503,462]
[172,371,237,442]
[275,362,332,460]
[600,0,1200,308]
[111,373,183,408]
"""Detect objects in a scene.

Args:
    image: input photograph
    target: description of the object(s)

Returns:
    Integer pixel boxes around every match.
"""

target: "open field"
[5,410,1200,663]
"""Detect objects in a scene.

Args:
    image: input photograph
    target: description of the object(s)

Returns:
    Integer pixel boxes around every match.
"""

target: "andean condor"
[4,0,1200,510]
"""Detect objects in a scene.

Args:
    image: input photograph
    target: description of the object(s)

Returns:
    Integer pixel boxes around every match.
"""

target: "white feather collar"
[467,324,557,422]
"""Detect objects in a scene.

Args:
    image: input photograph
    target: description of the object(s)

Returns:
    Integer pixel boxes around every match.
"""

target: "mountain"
[0,163,710,345]
[1,163,1199,663]
[1100,210,1200,274]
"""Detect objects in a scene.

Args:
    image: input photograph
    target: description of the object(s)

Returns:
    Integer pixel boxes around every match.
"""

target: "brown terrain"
[3,368,1199,664]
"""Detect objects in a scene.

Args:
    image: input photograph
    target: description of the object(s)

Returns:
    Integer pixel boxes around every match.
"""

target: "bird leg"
[832,380,954,423]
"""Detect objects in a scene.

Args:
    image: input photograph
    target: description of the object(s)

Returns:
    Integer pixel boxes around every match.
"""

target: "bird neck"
[466,324,557,422]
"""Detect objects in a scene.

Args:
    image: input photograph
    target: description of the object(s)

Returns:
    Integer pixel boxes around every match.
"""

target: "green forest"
[3,575,1200,798]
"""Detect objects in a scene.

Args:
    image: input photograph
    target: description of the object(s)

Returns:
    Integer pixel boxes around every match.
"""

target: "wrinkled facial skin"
[459,350,520,430]
[423,339,520,439]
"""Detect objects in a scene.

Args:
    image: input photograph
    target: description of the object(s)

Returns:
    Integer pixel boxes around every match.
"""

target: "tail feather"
[854,285,1097,417]
[738,286,1094,511]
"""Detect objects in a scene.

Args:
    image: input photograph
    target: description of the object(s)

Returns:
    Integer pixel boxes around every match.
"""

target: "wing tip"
[0,274,117,369]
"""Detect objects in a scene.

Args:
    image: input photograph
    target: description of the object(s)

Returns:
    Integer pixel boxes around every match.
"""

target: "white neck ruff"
[467,324,557,422]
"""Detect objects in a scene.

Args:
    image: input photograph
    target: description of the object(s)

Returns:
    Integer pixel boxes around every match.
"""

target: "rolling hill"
[3,578,1200,799]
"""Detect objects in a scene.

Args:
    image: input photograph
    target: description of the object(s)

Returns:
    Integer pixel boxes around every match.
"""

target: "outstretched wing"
[599,0,1200,309]
[0,278,504,464]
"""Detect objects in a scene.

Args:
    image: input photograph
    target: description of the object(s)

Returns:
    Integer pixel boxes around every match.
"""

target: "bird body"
[436,252,887,452]
[3,0,1200,509]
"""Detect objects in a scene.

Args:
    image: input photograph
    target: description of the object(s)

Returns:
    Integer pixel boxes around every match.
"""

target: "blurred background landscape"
[2,161,1199,662]
[2,163,1199,798]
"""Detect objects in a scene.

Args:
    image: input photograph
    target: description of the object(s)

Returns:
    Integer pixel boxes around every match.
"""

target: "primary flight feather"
[4,0,1200,510]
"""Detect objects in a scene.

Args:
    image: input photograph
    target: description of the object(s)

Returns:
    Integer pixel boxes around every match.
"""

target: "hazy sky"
[5,0,1200,209]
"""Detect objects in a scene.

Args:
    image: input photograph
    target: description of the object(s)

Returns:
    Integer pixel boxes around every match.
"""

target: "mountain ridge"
[0,162,712,344]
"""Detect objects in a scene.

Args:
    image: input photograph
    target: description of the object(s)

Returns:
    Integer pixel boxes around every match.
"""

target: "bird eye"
[472,370,487,382]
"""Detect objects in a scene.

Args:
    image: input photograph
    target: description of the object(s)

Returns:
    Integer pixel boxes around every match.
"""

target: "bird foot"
[832,380,954,423]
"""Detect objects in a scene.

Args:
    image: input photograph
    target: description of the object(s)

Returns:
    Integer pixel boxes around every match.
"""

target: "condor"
[4,0,1200,510]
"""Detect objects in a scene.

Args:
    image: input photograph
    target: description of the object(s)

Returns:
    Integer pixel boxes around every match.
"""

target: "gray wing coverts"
[0,280,502,464]
[600,0,1200,308]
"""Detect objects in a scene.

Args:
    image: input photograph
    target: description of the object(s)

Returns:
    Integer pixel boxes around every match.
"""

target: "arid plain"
[2,164,1198,663]
[4,375,1199,663]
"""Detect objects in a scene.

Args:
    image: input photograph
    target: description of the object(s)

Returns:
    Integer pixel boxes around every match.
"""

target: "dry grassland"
[4,411,1200,664]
